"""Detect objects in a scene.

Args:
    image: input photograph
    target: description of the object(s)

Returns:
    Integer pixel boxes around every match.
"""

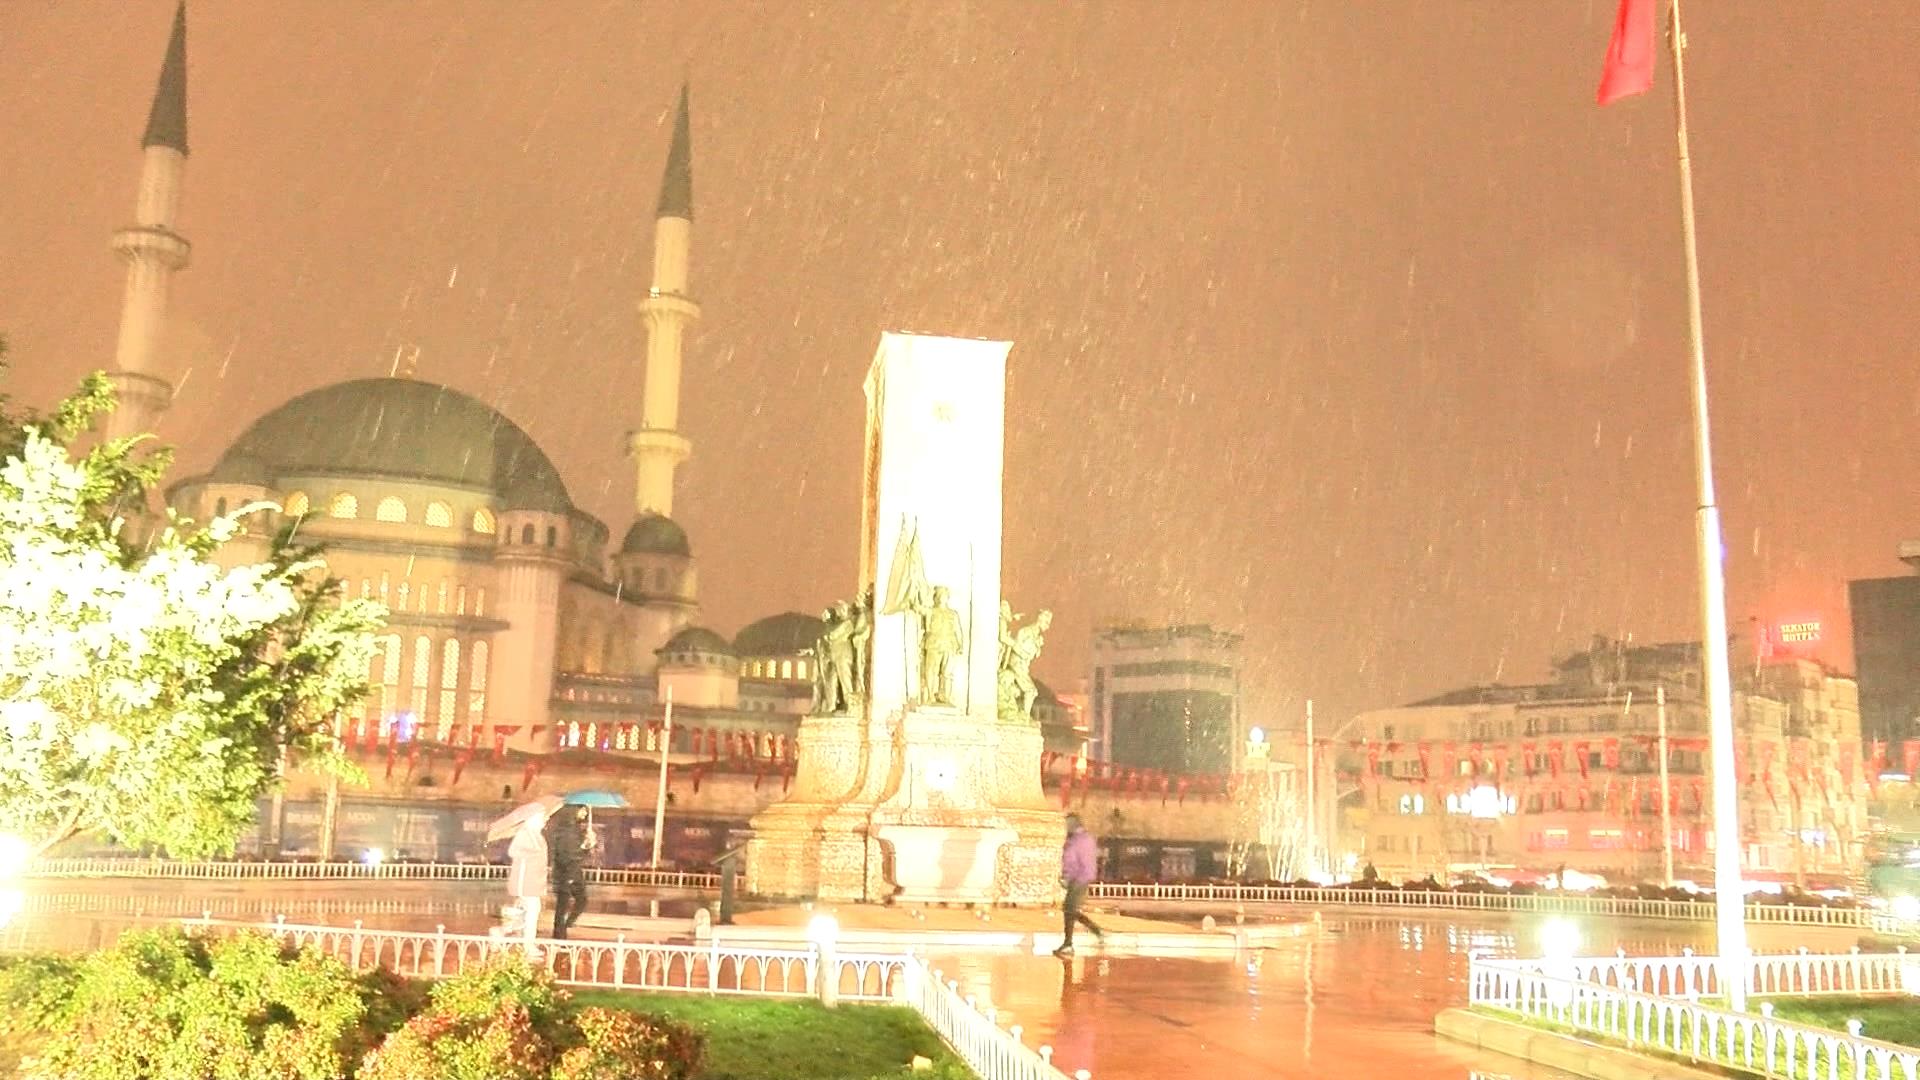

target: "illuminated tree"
[0,347,384,858]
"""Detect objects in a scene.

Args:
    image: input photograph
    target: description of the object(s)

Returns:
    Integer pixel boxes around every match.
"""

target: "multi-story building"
[1089,623,1243,773]
[1352,637,1868,888]
[1849,540,1920,748]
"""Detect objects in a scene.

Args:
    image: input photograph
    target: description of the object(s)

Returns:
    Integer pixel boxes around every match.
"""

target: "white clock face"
[925,757,958,792]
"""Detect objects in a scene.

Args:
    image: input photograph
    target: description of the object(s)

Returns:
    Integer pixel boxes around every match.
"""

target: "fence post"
[809,915,840,1007]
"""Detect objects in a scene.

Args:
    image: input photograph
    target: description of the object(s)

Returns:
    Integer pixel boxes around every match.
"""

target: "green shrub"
[0,954,81,1036]
[551,1007,704,1080]
[358,958,704,1080]
[19,928,386,1080]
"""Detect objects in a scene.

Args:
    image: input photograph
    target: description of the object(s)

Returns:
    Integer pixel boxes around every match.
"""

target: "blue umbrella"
[562,790,629,809]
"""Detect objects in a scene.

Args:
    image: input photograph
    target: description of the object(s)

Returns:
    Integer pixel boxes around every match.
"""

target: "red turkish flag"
[1598,0,1658,105]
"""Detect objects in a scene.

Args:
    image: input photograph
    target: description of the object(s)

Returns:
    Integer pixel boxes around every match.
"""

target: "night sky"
[3,2,1917,727]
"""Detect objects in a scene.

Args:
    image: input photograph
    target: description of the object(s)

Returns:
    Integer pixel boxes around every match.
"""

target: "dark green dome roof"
[661,625,735,657]
[621,514,691,556]
[208,378,574,512]
[734,612,825,657]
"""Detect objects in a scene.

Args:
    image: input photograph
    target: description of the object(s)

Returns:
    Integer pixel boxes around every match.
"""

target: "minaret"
[628,84,699,518]
[106,2,192,442]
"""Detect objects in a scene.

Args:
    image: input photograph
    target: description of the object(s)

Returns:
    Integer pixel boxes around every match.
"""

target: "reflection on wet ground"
[7,881,1871,1080]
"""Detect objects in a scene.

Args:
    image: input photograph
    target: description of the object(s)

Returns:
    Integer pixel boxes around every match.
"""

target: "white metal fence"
[1468,949,1920,1080]
[1092,881,1915,934]
[186,916,1085,1080]
[38,858,1914,936]
[29,857,718,891]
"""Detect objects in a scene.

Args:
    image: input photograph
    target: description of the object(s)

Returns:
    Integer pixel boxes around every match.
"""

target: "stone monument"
[744,332,1062,905]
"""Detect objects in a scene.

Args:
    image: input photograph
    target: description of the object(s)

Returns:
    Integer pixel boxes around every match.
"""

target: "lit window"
[376,496,408,523]
[329,492,359,519]
[370,634,401,731]
[471,507,496,534]
[425,501,453,528]
[436,581,448,614]
[1399,794,1414,814]
[1414,794,1425,815]
[438,639,461,741]
[475,588,487,617]
[781,660,793,680]
[798,660,809,679]
[283,491,310,518]
[378,573,390,604]
[457,585,468,614]
[468,640,488,721]
[410,636,431,721]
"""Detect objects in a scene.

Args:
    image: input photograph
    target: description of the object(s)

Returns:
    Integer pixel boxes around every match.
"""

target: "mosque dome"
[659,625,736,666]
[204,378,575,512]
[620,514,692,556]
[733,611,826,657]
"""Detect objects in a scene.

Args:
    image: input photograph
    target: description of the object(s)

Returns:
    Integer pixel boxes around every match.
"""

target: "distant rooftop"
[1093,622,1243,650]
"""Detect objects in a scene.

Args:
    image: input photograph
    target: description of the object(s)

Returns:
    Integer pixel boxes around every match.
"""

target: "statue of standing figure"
[849,586,874,700]
[997,607,1052,721]
[917,586,963,706]
[809,600,858,715]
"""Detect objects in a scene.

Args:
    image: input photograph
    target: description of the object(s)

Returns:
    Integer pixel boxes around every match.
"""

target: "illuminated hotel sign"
[1777,621,1821,644]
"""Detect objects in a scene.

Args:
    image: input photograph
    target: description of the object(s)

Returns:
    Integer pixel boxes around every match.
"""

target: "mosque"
[100,6,1079,797]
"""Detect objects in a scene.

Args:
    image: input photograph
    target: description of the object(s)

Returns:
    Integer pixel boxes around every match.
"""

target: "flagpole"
[1667,0,1749,1010]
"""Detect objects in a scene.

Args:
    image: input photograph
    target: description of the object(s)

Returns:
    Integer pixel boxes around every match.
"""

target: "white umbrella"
[486,795,562,843]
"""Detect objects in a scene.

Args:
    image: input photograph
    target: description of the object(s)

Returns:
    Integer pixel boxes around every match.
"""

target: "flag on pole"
[1598,0,1658,105]
[880,517,931,615]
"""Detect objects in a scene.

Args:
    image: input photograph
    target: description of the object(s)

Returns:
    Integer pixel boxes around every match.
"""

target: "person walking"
[505,808,550,952]
[1053,813,1104,958]
[548,805,591,938]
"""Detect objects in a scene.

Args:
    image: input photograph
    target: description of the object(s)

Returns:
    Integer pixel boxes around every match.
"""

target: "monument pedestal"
[745,710,1062,905]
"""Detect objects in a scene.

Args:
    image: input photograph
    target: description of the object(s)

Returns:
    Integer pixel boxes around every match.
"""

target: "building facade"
[1848,541,1920,749]
[1351,638,1869,889]
[1090,623,1243,773]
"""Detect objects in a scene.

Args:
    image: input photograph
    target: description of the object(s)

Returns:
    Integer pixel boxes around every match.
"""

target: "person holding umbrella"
[488,794,561,951]
[547,805,592,938]
[548,790,625,938]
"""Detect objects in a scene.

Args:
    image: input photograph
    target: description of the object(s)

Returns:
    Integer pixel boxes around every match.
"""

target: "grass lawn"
[1759,996,1920,1049]
[571,990,977,1080]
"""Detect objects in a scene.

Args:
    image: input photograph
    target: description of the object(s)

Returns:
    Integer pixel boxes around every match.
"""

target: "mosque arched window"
[409,635,431,726]
[283,491,310,518]
[376,496,408,523]
[214,497,229,518]
[329,492,359,519]
[438,639,460,741]
[373,634,400,734]
[425,501,453,528]
[471,507,496,534]
[521,524,536,545]
[468,640,489,723]
[546,525,558,548]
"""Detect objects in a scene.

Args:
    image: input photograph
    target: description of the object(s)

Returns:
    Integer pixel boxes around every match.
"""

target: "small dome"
[661,625,735,658]
[734,611,826,657]
[621,514,691,557]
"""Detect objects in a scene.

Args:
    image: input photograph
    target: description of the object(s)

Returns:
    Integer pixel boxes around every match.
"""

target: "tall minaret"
[106,2,192,442]
[628,84,699,519]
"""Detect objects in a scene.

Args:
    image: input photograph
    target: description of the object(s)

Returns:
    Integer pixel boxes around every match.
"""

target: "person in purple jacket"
[1053,813,1104,958]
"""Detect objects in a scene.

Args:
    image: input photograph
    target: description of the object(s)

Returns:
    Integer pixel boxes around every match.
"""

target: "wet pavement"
[7,880,1871,1079]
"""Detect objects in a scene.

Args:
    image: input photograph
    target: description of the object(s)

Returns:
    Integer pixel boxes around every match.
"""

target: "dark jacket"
[547,811,587,875]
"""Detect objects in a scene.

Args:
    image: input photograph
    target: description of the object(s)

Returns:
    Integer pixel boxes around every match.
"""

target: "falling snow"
[1,2,1917,725]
